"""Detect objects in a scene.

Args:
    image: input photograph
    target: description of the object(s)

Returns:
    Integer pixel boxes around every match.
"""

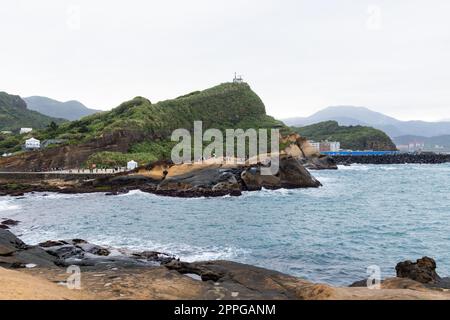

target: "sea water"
[2,163,450,286]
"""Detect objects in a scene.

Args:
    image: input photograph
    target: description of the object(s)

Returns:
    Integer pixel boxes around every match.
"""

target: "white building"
[25,137,40,150]
[329,141,341,152]
[127,160,138,170]
[233,72,244,83]
[308,141,321,152]
[20,128,33,134]
[308,140,341,152]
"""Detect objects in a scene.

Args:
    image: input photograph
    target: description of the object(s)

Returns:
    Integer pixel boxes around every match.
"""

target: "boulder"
[38,240,68,247]
[301,155,338,170]
[1,219,20,226]
[158,168,240,193]
[0,229,56,268]
[241,167,280,191]
[241,156,321,190]
[396,257,441,284]
[278,156,322,188]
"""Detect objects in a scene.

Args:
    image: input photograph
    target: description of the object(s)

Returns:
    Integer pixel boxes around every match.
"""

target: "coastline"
[0,156,323,198]
[1,229,450,300]
[2,153,449,198]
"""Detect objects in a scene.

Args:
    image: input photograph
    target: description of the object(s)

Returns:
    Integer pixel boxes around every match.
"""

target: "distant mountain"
[292,121,397,151]
[283,106,450,138]
[0,92,66,131]
[24,96,100,121]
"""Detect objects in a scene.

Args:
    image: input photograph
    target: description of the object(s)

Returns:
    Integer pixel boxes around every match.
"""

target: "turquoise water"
[1,164,450,285]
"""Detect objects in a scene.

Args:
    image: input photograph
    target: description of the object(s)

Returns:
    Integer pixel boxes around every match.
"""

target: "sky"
[1,0,449,121]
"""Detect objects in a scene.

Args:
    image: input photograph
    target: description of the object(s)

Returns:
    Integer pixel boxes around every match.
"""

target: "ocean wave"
[337,165,371,171]
[25,192,102,200]
[0,200,21,212]
[85,235,250,262]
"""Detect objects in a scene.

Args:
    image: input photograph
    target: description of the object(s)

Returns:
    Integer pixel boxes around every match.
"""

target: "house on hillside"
[127,160,138,170]
[20,128,33,134]
[25,137,40,150]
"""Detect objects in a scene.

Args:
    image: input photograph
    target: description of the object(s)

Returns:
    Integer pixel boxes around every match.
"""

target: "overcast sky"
[1,0,449,121]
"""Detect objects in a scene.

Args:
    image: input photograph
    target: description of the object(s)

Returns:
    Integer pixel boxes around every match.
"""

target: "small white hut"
[127,160,138,170]
[25,137,40,149]
[20,128,33,134]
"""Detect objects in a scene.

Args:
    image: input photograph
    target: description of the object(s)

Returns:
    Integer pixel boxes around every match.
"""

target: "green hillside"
[1,83,286,167]
[48,82,283,142]
[0,92,65,131]
[292,121,397,151]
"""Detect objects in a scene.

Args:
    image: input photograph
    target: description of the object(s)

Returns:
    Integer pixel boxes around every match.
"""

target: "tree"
[48,121,59,131]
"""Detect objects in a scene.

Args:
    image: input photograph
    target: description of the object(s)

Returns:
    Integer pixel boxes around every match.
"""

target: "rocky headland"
[1,228,450,300]
[0,154,325,198]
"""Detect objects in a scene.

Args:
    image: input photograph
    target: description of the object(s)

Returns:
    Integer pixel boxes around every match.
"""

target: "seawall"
[332,153,450,165]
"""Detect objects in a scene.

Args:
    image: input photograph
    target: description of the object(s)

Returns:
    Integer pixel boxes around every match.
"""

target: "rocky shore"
[333,153,450,165]
[1,228,450,300]
[0,155,323,198]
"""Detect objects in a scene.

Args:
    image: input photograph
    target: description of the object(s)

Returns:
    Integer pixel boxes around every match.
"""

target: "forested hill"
[292,121,397,151]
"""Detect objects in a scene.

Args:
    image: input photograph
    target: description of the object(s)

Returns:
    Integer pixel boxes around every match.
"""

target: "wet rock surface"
[3,230,450,299]
[0,229,56,268]
[396,257,441,284]
[37,238,176,268]
[1,155,321,198]
[301,155,338,170]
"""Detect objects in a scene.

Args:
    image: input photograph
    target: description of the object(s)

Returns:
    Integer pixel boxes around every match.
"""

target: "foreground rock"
[0,267,94,300]
[38,238,175,268]
[395,257,450,288]
[0,229,57,268]
[2,230,450,300]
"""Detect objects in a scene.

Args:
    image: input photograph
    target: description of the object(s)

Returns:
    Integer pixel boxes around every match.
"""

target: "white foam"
[0,200,20,212]
[80,234,250,262]
[337,164,371,171]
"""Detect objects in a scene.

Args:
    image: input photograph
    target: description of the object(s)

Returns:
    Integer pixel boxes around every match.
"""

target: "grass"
[292,121,397,151]
[1,83,292,167]
[0,92,66,131]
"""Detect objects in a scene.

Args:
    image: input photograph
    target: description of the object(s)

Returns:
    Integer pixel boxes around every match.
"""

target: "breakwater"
[331,153,450,165]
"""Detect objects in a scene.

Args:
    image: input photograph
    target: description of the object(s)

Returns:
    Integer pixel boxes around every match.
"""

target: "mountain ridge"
[283,106,450,138]
[0,91,66,131]
[24,96,100,121]
[0,82,285,169]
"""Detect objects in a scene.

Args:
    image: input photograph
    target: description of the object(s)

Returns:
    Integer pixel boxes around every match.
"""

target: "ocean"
[2,163,450,286]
